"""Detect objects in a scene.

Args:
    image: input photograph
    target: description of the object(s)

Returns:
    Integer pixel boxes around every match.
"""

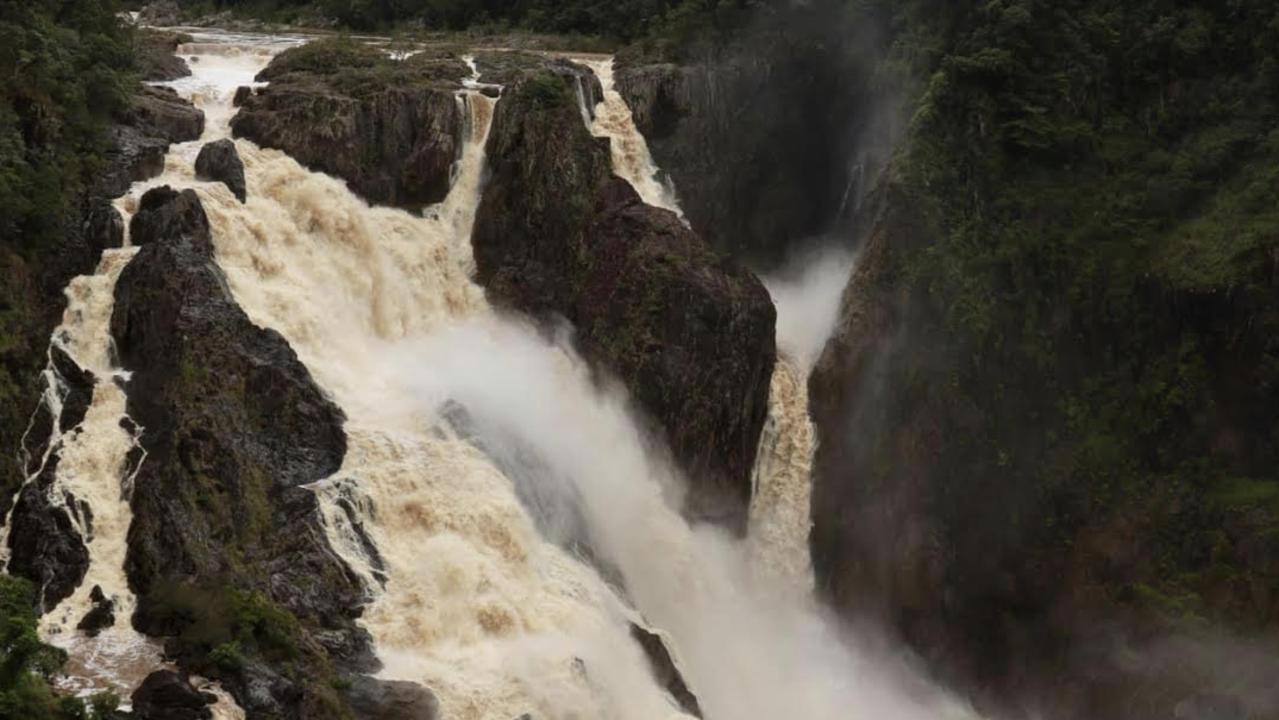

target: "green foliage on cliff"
[0,0,134,254]
[0,576,117,720]
[171,0,764,42]
[876,0,1279,627]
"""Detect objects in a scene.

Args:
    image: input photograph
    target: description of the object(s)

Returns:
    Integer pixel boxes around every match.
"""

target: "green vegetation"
[143,580,303,672]
[155,0,765,45]
[0,577,116,719]
[0,0,135,253]
[862,0,1279,628]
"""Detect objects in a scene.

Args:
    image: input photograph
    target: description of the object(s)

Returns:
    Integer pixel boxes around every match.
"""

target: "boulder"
[50,343,95,432]
[342,675,439,720]
[129,186,210,247]
[77,585,116,636]
[195,139,247,203]
[131,85,205,144]
[473,70,775,531]
[233,86,254,107]
[232,40,467,210]
[131,670,215,720]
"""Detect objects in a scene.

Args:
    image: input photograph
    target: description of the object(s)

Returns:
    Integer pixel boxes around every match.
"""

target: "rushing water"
[6,29,978,720]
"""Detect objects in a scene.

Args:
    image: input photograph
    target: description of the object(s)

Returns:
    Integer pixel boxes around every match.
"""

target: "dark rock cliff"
[232,41,467,210]
[615,21,875,269]
[109,187,409,720]
[473,67,775,532]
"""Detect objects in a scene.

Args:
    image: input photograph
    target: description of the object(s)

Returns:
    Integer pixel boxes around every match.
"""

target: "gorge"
[2,2,1278,720]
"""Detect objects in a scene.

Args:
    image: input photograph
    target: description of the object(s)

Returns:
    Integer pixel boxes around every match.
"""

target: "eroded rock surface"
[473,68,774,532]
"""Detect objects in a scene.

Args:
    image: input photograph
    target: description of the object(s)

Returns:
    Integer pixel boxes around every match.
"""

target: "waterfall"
[11,29,980,720]
[576,57,683,216]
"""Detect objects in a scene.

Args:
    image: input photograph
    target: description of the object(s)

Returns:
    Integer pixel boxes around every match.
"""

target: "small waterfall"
[34,246,163,702]
[576,57,683,216]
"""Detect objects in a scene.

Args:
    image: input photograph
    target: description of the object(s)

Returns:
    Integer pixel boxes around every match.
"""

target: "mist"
[390,315,979,720]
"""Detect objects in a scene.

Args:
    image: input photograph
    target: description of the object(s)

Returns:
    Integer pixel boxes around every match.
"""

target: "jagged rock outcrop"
[129,185,209,247]
[5,457,90,613]
[630,624,701,717]
[195,139,247,202]
[77,585,116,636]
[473,68,775,532]
[132,670,215,720]
[110,188,373,719]
[132,85,205,144]
[232,40,466,209]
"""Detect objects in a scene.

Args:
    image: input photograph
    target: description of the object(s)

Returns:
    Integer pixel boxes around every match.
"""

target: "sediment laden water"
[6,29,978,720]
[576,57,683,215]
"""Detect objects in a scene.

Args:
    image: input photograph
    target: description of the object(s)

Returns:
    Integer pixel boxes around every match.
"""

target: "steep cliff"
[810,3,1279,718]
[473,67,776,531]
[614,4,883,268]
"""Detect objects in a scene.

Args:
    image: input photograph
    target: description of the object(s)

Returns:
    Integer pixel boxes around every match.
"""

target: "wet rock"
[103,126,169,198]
[132,670,216,720]
[138,29,192,81]
[85,201,125,256]
[77,585,116,636]
[129,186,209,248]
[232,40,467,210]
[195,139,247,203]
[5,457,89,612]
[342,675,439,720]
[630,623,701,717]
[131,85,205,144]
[50,344,95,432]
[233,85,254,107]
[474,71,774,530]
[111,189,364,718]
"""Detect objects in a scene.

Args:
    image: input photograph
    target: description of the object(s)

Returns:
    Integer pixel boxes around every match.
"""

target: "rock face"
[473,68,775,531]
[129,185,211,247]
[232,41,466,210]
[343,675,439,720]
[5,458,90,613]
[110,188,373,719]
[131,670,215,720]
[132,85,206,145]
[809,180,1279,719]
[195,139,247,203]
[0,23,199,609]
[137,29,193,82]
[614,15,880,269]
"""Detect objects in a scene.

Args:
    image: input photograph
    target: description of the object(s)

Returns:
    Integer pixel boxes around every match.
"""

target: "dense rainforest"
[2,0,1278,718]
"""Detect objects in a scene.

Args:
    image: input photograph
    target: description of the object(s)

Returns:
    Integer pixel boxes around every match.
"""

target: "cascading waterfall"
[33,247,161,700]
[576,58,683,215]
[12,27,979,718]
